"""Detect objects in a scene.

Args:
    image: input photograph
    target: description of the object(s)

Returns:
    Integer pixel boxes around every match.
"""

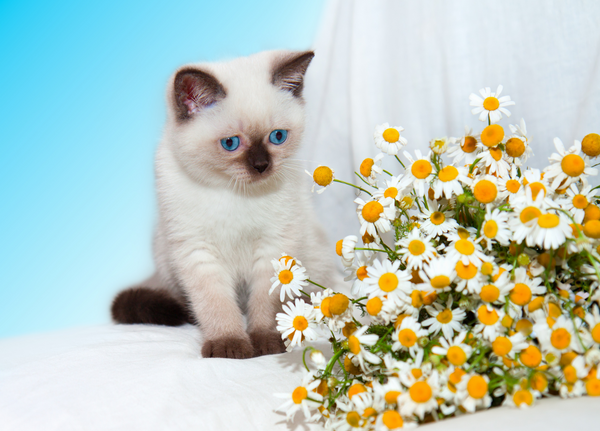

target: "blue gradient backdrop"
[0,0,325,338]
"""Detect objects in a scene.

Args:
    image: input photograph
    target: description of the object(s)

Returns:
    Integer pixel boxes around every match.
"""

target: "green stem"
[324,348,347,375]
[334,179,372,196]
[307,279,328,290]
[395,155,406,169]
[354,247,387,253]
[302,347,311,372]
[383,169,393,177]
[354,172,376,188]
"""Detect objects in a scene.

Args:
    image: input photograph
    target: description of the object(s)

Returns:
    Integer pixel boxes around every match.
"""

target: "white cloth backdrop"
[300,0,600,247]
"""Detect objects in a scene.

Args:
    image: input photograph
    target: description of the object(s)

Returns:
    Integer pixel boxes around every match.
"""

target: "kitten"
[111,50,338,359]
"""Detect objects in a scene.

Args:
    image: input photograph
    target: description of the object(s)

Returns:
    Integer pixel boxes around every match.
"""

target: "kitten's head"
[164,50,314,189]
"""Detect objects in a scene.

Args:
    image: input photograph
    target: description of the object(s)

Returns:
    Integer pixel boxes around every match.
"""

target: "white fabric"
[300,0,600,245]
[0,325,597,430]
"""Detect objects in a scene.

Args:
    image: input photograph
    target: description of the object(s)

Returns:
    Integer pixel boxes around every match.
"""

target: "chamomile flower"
[478,146,511,178]
[430,136,453,155]
[418,200,459,237]
[359,153,385,186]
[544,138,598,190]
[439,367,466,404]
[527,210,571,250]
[402,150,434,197]
[344,252,375,297]
[347,326,382,371]
[270,256,309,301]
[508,189,548,245]
[422,297,467,340]
[373,175,410,203]
[583,305,600,348]
[396,229,437,270]
[431,164,471,200]
[364,259,412,299]
[454,259,488,294]
[339,235,358,267]
[445,231,487,267]
[374,123,408,156]
[471,175,499,205]
[469,85,515,123]
[561,182,596,224]
[456,373,492,412]
[478,271,512,305]
[275,372,323,421]
[534,315,584,356]
[397,370,440,419]
[276,298,319,350]
[447,127,480,164]
[373,376,404,406]
[392,316,428,355]
[506,119,534,164]
[355,197,396,238]
[375,410,416,430]
[418,257,457,293]
[479,206,511,250]
[490,332,529,359]
[307,165,335,194]
[473,304,505,340]
[508,268,545,312]
[431,331,473,367]
[502,385,540,409]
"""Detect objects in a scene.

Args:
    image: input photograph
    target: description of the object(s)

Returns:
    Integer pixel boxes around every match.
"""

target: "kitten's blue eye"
[269,129,288,145]
[220,136,240,151]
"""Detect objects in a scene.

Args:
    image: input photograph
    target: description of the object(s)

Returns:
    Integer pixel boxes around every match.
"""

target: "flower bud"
[517,253,530,267]
[418,336,429,348]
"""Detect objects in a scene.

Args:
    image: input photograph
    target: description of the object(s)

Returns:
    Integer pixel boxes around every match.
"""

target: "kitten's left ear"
[271,51,315,97]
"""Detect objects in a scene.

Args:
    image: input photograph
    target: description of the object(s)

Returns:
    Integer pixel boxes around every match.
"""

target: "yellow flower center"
[549,302,562,319]
[520,345,542,368]
[360,158,374,177]
[561,154,585,177]
[537,213,560,229]
[530,372,548,392]
[467,375,488,399]
[382,410,404,429]
[481,124,504,147]
[505,179,521,194]
[447,345,467,366]
[438,166,459,182]
[584,220,600,239]
[473,180,498,204]
[462,136,478,153]
[366,297,383,316]
[592,323,600,343]
[336,239,343,256]
[490,147,503,161]
[411,368,423,379]
[510,283,532,306]
[520,206,542,224]
[448,369,465,393]
[384,187,398,199]
[516,319,533,336]
[346,411,361,427]
[411,290,424,308]
[363,407,378,418]
[430,275,451,289]
[572,194,588,209]
[348,383,367,399]
[313,166,333,187]
[348,335,361,355]
[379,273,399,292]
[398,328,417,347]
[483,219,499,238]
[357,266,368,280]
[329,293,349,315]
[383,128,400,143]
[492,336,513,356]
[501,315,514,328]
[343,322,357,338]
[292,386,308,404]
[280,255,296,267]
[411,159,433,179]
[400,196,414,209]
[320,297,332,318]
[480,284,500,303]
[481,262,494,276]
[384,390,402,404]
[278,269,294,284]
[455,239,475,255]
[483,96,500,111]
[528,296,545,313]
[293,315,308,331]
[455,261,477,280]
[477,305,499,325]
[408,239,426,256]
[584,204,600,222]
[528,182,546,199]
[409,381,432,403]
[431,211,445,225]
[563,364,578,384]
[513,389,534,406]
[362,201,384,223]
[586,378,600,396]
[506,137,526,158]
[582,133,600,157]
[436,309,453,324]
[550,328,571,350]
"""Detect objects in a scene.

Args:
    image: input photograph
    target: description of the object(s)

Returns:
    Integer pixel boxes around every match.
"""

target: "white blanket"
[0,325,596,430]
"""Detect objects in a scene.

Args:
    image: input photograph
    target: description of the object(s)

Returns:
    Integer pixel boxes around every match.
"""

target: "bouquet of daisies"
[270,86,600,430]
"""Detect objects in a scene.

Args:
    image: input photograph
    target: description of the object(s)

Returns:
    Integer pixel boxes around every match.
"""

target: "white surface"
[0,325,598,430]
[300,0,600,246]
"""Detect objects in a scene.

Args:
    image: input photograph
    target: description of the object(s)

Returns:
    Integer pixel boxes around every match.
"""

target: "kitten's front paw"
[249,330,285,357]
[201,336,254,359]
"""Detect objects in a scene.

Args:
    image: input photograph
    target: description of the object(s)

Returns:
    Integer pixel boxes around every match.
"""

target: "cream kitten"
[111,50,338,359]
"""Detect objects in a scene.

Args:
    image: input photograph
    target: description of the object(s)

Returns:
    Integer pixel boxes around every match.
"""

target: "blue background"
[0,0,326,338]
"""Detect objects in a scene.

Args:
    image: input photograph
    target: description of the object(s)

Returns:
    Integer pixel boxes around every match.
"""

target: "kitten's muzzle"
[247,142,271,174]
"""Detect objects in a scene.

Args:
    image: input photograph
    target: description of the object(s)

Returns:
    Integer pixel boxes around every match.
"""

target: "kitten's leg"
[246,257,286,356]
[179,254,254,359]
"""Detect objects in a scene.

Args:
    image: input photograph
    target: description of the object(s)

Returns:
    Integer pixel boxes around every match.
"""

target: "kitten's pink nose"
[253,160,269,173]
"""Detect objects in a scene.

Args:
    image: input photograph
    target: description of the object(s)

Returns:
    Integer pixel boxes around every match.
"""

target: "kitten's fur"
[111,50,338,359]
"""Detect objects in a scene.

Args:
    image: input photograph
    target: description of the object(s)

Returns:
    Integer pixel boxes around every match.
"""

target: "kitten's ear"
[271,51,315,97]
[173,68,226,121]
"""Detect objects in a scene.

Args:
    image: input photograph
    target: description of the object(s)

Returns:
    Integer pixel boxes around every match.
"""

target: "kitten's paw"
[249,330,285,357]
[201,336,254,359]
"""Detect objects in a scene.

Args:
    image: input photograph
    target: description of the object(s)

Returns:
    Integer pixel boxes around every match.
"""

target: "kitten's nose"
[253,160,269,173]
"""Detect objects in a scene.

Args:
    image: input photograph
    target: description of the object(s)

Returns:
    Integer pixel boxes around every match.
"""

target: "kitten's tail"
[111,287,195,326]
